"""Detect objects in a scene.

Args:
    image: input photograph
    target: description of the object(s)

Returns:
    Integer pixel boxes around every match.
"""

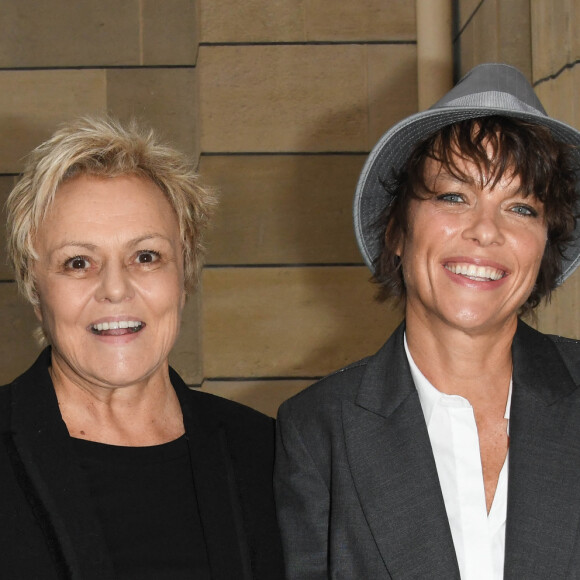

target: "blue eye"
[65,256,90,270]
[136,250,160,264]
[511,205,537,217]
[436,193,464,203]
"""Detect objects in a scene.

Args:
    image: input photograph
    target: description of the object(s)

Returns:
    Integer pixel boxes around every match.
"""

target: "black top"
[0,347,284,579]
[73,435,211,580]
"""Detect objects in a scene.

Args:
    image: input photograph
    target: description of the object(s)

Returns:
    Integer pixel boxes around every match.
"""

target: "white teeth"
[92,320,142,331]
[445,263,505,281]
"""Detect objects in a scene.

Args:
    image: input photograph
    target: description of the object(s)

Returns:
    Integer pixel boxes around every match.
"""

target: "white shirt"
[404,335,511,580]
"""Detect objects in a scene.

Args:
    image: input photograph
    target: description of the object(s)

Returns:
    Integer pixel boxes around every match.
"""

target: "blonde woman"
[1,117,284,579]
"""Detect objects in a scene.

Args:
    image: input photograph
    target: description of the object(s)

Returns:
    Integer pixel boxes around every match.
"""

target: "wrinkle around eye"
[64,256,91,270]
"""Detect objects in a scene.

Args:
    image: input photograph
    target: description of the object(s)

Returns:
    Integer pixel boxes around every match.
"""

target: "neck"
[405,310,516,409]
[50,353,185,446]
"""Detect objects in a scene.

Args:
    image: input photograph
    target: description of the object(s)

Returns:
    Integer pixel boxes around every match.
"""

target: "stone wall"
[0,0,202,383]
[197,0,416,414]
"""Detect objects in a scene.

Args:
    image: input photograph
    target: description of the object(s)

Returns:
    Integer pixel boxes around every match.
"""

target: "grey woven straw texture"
[354,63,580,284]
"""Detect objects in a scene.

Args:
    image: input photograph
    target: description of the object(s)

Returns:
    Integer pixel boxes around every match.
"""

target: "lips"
[444,262,507,282]
[90,320,145,336]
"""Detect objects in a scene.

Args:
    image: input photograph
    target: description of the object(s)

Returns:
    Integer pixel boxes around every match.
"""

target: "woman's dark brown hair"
[373,115,578,315]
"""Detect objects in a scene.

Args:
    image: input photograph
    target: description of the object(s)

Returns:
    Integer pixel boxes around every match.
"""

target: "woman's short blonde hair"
[6,116,216,306]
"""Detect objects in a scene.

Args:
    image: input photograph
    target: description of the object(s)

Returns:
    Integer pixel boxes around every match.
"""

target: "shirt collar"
[403,332,512,426]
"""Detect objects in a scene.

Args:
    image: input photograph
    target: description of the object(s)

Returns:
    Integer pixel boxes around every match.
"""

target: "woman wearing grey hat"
[274,63,580,579]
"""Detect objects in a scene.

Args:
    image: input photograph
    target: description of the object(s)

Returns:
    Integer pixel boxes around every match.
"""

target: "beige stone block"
[458,0,531,79]
[497,0,532,80]
[199,379,312,417]
[202,266,403,378]
[0,0,140,67]
[535,267,580,339]
[199,45,367,152]
[0,283,42,385]
[531,0,577,81]
[305,0,416,41]
[456,19,475,79]
[142,0,199,65]
[200,154,365,264]
[107,68,199,161]
[456,0,485,31]
[535,67,578,129]
[0,177,18,280]
[468,0,500,66]
[368,44,418,144]
[0,70,107,174]
[200,0,415,43]
[199,44,417,153]
[200,0,306,43]
[169,290,204,385]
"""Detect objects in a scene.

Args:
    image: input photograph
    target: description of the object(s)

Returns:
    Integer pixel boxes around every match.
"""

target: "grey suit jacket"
[274,320,580,579]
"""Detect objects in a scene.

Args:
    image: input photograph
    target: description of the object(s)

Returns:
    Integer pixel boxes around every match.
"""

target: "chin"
[446,308,516,334]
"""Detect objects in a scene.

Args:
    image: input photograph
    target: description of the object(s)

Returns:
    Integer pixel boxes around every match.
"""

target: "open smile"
[90,320,145,336]
[444,262,507,282]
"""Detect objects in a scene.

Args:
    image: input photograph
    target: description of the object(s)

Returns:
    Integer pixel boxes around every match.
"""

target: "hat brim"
[354,106,580,285]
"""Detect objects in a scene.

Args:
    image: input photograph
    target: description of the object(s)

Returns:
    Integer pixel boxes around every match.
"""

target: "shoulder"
[276,356,371,434]
[181,386,275,433]
[0,351,50,429]
[282,358,369,408]
[546,333,580,383]
[279,324,406,423]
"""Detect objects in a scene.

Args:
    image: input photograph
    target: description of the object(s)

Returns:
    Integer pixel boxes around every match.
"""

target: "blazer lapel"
[505,321,580,579]
[9,349,115,580]
[173,371,251,580]
[344,324,460,579]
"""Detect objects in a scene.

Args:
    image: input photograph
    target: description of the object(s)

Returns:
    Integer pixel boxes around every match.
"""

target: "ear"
[395,236,404,258]
[386,221,404,258]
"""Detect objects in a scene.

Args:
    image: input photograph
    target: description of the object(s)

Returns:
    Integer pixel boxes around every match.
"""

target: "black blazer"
[0,348,284,580]
[275,320,580,579]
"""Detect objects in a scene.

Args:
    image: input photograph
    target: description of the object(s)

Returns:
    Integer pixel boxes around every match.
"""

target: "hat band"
[437,91,548,117]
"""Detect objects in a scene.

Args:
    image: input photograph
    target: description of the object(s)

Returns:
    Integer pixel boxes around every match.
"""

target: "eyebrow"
[50,234,173,254]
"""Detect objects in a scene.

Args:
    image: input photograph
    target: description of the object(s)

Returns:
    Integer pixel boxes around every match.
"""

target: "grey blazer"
[274,320,580,579]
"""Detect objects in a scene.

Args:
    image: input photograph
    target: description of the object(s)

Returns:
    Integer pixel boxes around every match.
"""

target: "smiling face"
[32,173,186,391]
[399,153,548,336]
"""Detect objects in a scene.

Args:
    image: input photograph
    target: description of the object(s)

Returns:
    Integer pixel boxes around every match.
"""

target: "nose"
[94,262,134,303]
[461,205,505,247]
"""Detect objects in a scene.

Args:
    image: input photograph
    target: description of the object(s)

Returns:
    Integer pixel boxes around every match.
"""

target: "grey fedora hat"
[354,62,580,284]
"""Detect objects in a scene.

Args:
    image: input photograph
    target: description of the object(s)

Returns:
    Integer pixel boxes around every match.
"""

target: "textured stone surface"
[199,44,417,153]
[0,177,17,280]
[535,267,580,339]
[200,154,365,265]
[367,44,418,142]
[534,65,578,127]
[199,379,312,417]
[456,0,484,31]
[170,290,204,385]
[0,283,42,385]
[0,0,199,67]
[202,266,402,378]
[0,0,140,67]
[142,0,199,65]
[200,0,415,43]
[531,0,580,81]
[456,0,531,79]
[0,70,107,173]
[107,68,199,160]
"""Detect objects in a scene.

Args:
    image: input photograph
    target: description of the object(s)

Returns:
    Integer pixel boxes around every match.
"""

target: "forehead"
[422,148,522,192]
[37,173,180,245]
